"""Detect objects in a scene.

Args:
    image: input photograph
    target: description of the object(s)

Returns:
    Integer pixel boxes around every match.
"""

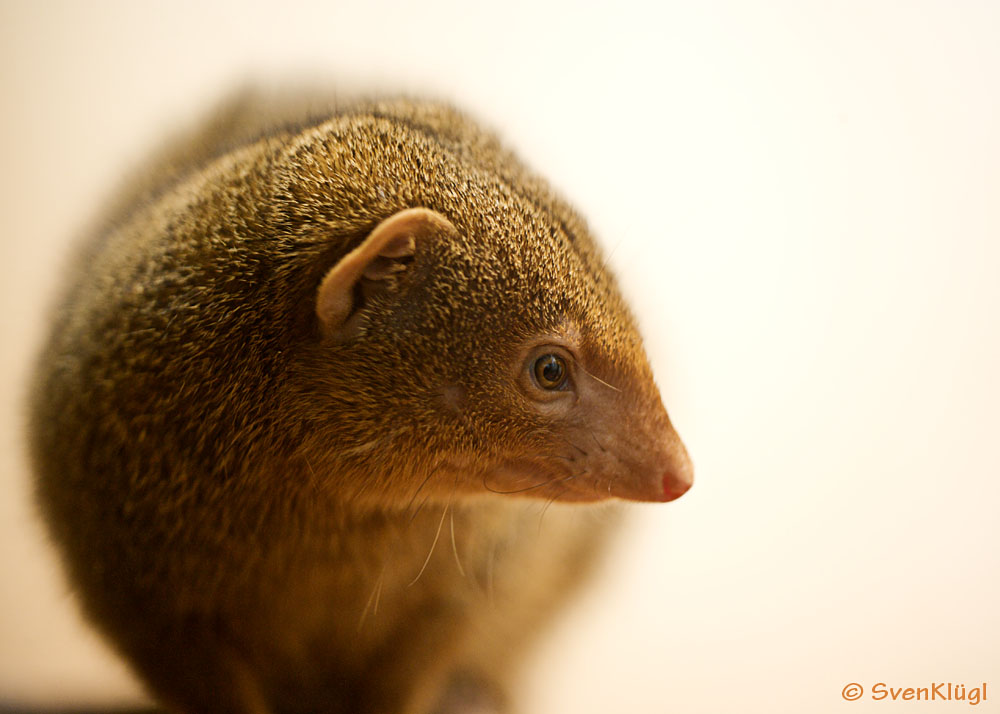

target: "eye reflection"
[533,354,568,390]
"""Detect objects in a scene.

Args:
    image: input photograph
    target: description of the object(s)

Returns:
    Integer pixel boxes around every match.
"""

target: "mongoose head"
[285,109,692,508]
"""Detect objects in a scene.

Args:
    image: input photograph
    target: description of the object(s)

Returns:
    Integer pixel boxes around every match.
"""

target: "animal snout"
[661,468,693,502]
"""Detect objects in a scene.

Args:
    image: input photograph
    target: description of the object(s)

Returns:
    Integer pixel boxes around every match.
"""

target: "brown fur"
[28,94,691,714]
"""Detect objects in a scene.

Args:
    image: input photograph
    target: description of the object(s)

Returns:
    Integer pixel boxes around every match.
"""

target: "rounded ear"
[316,207,457,340]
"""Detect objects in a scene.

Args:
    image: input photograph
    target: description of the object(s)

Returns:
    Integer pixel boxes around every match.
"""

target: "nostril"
[662,471,692,502]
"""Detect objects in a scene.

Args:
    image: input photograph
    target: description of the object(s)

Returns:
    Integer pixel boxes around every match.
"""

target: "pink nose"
[662,470,693,502]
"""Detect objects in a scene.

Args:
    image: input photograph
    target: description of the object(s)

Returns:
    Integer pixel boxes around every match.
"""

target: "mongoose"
[27,93,693,714]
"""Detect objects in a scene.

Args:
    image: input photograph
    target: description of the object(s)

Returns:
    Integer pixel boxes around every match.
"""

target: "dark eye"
[532,354,568,390]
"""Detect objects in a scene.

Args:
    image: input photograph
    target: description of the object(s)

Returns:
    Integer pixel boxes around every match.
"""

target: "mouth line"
[478,456,619,503]
[481,471,577,496]
[479,457,581,496]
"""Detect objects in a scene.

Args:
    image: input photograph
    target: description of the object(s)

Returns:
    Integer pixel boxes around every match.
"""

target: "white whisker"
[579,365,621,392]
[449,507,466,577]
[409,504,448,587]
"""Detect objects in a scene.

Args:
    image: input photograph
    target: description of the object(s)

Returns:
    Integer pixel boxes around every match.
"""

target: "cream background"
[1,1,998,712]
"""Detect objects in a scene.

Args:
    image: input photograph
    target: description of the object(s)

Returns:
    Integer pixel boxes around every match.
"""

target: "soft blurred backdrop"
[2,1,998,712]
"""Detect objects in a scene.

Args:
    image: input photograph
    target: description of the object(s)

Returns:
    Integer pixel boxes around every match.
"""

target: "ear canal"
[316,207,457,340]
